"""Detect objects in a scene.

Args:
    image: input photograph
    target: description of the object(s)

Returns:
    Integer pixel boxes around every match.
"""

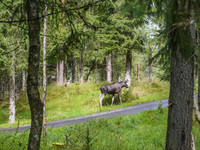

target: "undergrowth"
[0,79,169,128]
[0,108,199,150]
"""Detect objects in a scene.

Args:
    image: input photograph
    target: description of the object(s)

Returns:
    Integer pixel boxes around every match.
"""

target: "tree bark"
[125,49,132,87]
[165,1,195,149]
[57,61,64,85]
[191,133,196,150]
[137,63,140,82]
[22,70,26,91]
[86,64,95,82]
[64,56,68,83]
[2,80,5,99]
[149,45,152,86]
[58,61,64,85]
[193,89,200,122]
[197,44,200,133]
[27,0,43,149]
[3,81,5,98]
[0,80,2,98]
[106,53,112,82]
[56,62,59,83]
[42,0,47,137]
[72,56,77,83]
[15,70,21,100]
[95,59,98,83]
[166,47,194,150]
[9,51,16,124]
[79,46,84,83]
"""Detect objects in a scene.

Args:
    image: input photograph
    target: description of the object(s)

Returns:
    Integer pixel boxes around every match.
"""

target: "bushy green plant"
[121,87,139,103]
[157,100,164,113]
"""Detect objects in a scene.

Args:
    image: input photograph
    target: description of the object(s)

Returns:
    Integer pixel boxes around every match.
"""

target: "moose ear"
[124,79,128,83]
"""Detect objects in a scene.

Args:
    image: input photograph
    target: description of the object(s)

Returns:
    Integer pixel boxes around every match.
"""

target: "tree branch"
[0,1,102,23]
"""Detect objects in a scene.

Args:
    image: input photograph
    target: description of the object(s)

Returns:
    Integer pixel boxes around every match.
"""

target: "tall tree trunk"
[125,49,132,87]
[60,61,64,85]
[196,23,200,135]
[72,56,77,83]
[166,47,194,150]
[79,46,84,83]
[0,80,2,98]
[95,59,98,83]
[27,0,43,149]
[15,70,21,100]
[57,61,64,85]
[194,58,200,123]
[42,0,47,137]
[56,62,59,83]
[9,52,15,124]
[149,45,152,86]
[198,59,200,134]
[194,63,200,123]
[2,80,5,98]
[191,133,196,150]
[22,70,26,91]
[106,53,112,82]
[165,1,195,149]
[87,70,90,82]
[64,56,68,83]
[86,64,95,82]
[137,63,140,82]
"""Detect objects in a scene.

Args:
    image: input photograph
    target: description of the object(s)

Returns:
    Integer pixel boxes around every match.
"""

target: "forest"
[1,0,200,150]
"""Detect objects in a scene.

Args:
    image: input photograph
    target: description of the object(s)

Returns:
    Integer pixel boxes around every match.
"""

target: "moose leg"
[111,94,115,107]
[99,93,105,109]
[119,93,123,105]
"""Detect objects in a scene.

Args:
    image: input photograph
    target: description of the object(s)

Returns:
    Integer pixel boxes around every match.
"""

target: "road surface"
[0,99,168,133]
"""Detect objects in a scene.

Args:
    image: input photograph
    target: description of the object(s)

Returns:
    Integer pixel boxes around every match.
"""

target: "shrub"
[121,87,139,103]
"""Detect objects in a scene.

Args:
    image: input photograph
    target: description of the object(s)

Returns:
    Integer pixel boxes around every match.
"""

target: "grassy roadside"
[0,79,170,128]
[0,108,200,149]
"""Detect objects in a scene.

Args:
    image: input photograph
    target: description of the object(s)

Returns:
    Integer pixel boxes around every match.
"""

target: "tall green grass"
[0,79,170,128]
[1,108,200,150]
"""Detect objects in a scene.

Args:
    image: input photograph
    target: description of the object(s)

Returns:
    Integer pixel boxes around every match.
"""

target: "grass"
[0,108,200,150]
[0,79,170,128]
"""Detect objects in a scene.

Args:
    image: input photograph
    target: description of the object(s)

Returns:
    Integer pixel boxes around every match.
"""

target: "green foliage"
[121,87,139,102]
[15,91,30,112]
[157,100,164,114]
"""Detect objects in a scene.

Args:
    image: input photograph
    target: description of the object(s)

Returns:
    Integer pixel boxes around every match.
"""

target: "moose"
[99,79,129,108]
